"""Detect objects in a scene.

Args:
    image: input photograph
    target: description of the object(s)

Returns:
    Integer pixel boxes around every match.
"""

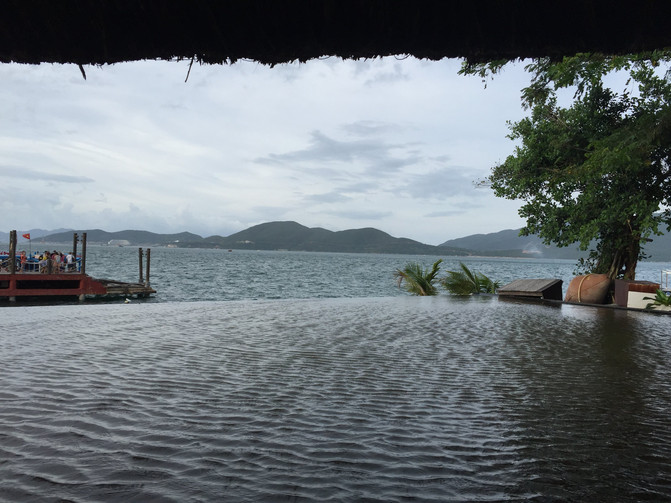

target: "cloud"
[337,181,380,194]
[0,57,532,243]
[0,166,94,184]
[322,209,393,221]
[424,209,469,218]
[248,206,293,219]
[303,192,353,204]
[393,167,484,200]
[255,129,422,177]
[363,62,410,86]
[341,120,408,137]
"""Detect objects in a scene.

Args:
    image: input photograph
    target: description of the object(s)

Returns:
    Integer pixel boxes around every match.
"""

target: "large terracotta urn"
[564,274,611,304]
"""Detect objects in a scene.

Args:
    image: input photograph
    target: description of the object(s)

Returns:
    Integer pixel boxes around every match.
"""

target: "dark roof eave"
[1,0,670,66]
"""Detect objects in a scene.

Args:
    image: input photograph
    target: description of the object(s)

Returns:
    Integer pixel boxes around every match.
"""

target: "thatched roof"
[1,0,669,66]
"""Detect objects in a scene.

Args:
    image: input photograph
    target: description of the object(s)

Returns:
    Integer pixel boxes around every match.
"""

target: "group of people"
[16,250,77,273]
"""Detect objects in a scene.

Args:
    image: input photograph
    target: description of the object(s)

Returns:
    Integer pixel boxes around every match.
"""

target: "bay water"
[1,247,671,501]
[72,245,671,302]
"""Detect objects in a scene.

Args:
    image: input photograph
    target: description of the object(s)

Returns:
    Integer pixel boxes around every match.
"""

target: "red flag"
[22,233,30,240]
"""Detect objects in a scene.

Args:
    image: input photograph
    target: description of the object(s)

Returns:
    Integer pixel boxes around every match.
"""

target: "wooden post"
[9,230,16,274]
[72,233,78,271]
[145,248,151,286]
[81,232,87,275]
[138,248,144,284]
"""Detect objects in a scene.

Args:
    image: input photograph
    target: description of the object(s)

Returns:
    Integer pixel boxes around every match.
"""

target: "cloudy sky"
[0,57,532,245]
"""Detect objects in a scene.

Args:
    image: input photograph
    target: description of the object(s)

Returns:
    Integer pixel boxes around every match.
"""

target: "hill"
[188,221,468,255]
[10,222,671,260]
[439,229,584,259]
[10,222,466,256]
[0,228,71,244]
[37,229,203,246]
[440,228,671,262]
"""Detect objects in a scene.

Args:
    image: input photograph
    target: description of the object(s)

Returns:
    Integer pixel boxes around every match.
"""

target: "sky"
[0,57,533,245]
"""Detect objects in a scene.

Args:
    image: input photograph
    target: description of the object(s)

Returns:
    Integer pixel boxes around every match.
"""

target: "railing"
[662,270,671,291]
[0,254,82,274]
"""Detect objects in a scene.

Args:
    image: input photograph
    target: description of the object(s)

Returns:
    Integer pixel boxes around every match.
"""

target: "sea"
[1,246,671,502]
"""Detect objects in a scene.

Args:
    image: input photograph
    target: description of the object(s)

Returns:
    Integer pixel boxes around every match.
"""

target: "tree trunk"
[604,234,640,280]
[605,249,623,280]
[621,238,640,280]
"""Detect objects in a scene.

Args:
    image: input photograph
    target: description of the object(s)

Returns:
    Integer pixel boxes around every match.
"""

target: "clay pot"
[564,274,611,304]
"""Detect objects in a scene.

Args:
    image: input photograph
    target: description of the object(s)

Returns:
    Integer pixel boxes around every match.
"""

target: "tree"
[461,52,671,279]
[440,262,500,295]
[394,259,442,296]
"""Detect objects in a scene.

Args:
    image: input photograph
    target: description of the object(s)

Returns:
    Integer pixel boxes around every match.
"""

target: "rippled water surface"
[2,295,671,502]
[59,245,671,303]
[3,248,671,501]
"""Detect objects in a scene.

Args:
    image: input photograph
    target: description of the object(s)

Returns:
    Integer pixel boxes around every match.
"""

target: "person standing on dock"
[38,252,48,273]
[51,251,61,273]
[66,251,74,272]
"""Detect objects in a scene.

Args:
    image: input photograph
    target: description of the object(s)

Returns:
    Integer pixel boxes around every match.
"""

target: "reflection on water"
[1,297,670,501]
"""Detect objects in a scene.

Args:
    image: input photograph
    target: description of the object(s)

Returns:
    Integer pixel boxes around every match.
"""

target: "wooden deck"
[0,273,155,301]
[96,279,156,298]
[497,279,563,301]
[2,230,155,302]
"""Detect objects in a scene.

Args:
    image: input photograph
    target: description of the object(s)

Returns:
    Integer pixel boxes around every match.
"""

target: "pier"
[1,230,156,302]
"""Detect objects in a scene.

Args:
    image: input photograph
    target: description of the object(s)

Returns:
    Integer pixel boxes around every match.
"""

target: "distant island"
[20,222,466,256]
[4,221,671,261]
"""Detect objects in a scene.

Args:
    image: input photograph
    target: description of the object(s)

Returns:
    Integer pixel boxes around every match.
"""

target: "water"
[1,248,671,501]
[72,245,671,302]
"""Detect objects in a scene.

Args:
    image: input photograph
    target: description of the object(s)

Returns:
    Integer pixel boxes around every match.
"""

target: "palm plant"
[644,289,671,309]
[394,259,442,296]
[441,262,500,295]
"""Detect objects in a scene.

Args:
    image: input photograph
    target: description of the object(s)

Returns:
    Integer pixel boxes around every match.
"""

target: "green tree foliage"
[440,262,500,295]
[461,52,671,279]
[394,259,442,296]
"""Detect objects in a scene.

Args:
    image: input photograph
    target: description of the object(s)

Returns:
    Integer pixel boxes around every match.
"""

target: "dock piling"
[81,233,87,275]
[9,230,16,274]
[146,248,151,286]
[73,233,78,260]
[138,248,144,284]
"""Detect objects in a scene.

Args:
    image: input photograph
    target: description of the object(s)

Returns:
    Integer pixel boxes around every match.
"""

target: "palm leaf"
[394,259,442,296]
[644,289,671,309]
[441,262,500,295]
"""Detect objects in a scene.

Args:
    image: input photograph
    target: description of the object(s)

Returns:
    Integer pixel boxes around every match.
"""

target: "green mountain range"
[28,222,466,256]
[181,221,468,256]
[6,221,671,261]
[439,229,586,260]
[33,229,203,246]
[440,228,671,262]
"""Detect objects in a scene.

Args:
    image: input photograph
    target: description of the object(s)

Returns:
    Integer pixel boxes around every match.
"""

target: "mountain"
[10,221,671,260]
[0,228,72,243]
[440,228,671,262]
[638,232,671,262]
[190,221,468,255]
[39,229,204,246]
[5,222,467,256]
[439,229,584,259]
